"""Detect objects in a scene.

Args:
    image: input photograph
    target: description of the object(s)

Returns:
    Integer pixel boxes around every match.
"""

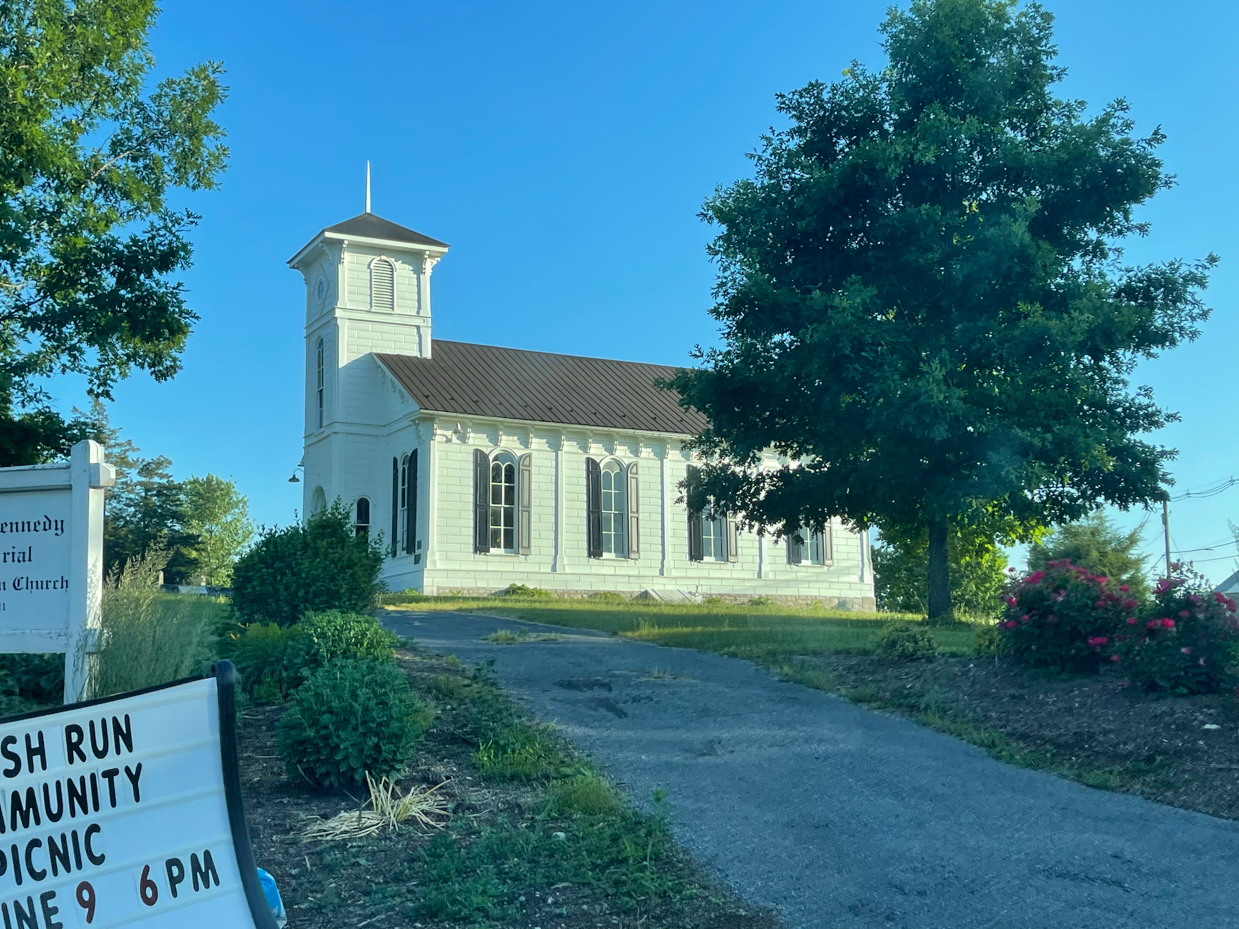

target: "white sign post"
[0,662,277,928]
[0,441,114,704]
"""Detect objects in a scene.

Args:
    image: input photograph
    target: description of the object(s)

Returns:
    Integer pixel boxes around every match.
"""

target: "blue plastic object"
[257,868,287,928]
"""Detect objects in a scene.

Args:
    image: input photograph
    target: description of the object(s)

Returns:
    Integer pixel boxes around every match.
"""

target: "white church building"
[289,209,875,606]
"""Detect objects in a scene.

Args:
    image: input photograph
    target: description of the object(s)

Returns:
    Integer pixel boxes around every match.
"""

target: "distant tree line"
[875,512,1150,617]
[89,402,254,585]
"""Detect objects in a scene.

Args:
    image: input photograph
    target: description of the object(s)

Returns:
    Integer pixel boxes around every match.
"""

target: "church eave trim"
[415,411,695,443]
[288,230,449,268]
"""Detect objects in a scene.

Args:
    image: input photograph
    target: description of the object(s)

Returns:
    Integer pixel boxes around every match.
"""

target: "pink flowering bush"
[1000,561,1130,673]
[1119,575,1239,694]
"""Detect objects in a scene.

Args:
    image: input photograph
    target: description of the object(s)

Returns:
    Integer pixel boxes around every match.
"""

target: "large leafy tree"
[0,0,227,464]
[671,0,1214,622]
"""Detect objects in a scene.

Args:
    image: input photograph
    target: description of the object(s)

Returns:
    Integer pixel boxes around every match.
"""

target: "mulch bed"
[800,655,1239,819]
[239,651,781,929]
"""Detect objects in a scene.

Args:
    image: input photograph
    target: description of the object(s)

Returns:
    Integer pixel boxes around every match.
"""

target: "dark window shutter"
[627,462,639,559]
[686,464,703,561]
[518,453,532,555]
[390,457,399,557]
[688,512,703,561]
[726,517,739,562]
[586,457,603,558]
[813,525,831,563]
[406,450,418,554]
[474,449,490,553]
[788,530,803,565]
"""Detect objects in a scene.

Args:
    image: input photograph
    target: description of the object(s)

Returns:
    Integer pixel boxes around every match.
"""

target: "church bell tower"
[288,192,449,515]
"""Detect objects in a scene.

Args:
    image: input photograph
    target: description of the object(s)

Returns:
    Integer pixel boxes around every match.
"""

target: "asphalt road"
[385,609,1239,929]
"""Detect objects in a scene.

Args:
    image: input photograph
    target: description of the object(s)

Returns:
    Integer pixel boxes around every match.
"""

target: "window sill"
[788,561,834,568]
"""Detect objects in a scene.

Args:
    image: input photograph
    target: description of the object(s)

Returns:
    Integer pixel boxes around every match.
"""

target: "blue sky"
[77,1,1238,580]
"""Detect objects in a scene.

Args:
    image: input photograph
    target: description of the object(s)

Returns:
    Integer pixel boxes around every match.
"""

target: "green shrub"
[222,622,301,702]
[277,659,433,789]
[378,588,423,605]
[231,503,385,625]
[1118,576,1239,694]
[550,772,619,817]
[1000,561,1131,673]
[493,584,554,599]
[287,611,397,675]
[0,655,64,715]
[875,623,939,660]
[973,622,1010,658]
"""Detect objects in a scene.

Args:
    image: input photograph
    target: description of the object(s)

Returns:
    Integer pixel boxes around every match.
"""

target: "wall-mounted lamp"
[288,460,305,484]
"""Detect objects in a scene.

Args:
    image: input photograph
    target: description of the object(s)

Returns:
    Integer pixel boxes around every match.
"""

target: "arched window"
[473,450,531,555]
[600,460,627,557]
[788,524,831,565]
[686,465,733,563]
[586,458,639,559]
[489,452,518,553]
[370,257,396,311]
[354,497,371,538]
[700,510,727,560]
[399,454,410,552]
[315,337,325,429]
[310,485,326,516]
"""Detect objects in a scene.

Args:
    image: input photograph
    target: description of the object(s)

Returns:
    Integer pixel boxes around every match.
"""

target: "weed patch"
[483,628,563,645]
[473,724,575,781]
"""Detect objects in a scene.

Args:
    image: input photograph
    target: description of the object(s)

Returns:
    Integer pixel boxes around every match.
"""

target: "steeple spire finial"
[365,161,371,213]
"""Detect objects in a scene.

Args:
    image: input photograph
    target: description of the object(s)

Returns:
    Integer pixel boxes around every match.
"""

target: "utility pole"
[1162,498,1172,579]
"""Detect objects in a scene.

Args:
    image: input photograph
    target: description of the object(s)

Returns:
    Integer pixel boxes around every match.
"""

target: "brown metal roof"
[375,341,708,435]
[291,213,449,263]
[323,212,448,248]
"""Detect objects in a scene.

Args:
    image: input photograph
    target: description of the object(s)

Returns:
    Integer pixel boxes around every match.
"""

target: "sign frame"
[0,660,279,929]
[0,439,114,703]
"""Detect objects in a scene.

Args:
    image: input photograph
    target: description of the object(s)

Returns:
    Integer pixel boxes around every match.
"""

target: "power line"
[1178,553,1239,565]
[1171,477,1239,502]
[1173,537,1238,555]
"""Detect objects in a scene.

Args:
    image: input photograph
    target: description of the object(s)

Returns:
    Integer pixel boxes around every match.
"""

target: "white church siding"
[370,415,873,607]
[290,209,875,607]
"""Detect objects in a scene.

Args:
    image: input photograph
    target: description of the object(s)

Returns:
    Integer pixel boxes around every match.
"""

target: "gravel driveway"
[385,609,1239,929]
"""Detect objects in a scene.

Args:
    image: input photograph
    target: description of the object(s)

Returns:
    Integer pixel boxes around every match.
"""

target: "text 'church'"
[290,209,875,606]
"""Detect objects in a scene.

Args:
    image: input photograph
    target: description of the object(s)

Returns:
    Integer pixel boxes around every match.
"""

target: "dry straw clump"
[302,774,451,841]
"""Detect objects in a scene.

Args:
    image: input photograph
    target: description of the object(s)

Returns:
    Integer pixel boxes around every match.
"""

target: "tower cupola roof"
[288,211,448,267]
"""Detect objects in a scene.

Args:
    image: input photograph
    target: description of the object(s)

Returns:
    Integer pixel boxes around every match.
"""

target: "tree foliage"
[99,409,198,584]
[669,0,1213,621]
[873,529,1008,617]
[1028,511,1148,599]
[231,503,386,626]
[183,474,255,585]
[95,402,250,584]
[0,0,227,460]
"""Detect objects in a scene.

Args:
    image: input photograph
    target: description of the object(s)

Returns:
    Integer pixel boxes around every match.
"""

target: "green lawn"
[383,595,979,659]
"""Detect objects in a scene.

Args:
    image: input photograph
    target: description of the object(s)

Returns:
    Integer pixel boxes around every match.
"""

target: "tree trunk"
[926,515,953,624]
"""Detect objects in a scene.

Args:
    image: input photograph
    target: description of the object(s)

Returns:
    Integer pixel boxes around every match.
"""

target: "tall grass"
[90,550,229,698]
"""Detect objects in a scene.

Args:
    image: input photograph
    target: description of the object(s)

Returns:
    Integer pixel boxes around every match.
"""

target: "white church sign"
[0,441,113,704]
[0,662,277,928]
